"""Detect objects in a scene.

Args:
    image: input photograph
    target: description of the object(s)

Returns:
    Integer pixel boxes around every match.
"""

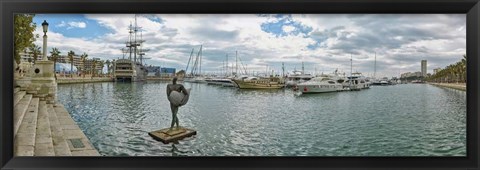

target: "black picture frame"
[1,0,479,169]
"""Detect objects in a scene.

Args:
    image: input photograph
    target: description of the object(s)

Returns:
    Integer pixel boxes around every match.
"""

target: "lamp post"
[42,20,49,61]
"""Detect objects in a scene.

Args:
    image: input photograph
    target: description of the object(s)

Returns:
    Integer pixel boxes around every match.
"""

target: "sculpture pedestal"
[148,127,196,144]
[29,61,57,104]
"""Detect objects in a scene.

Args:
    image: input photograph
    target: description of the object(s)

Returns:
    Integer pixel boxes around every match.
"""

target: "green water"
[57,82,466,156]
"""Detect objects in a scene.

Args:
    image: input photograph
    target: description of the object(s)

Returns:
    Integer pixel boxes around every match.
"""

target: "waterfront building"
[82,58,103,74]
[401,72,422,78]
[146,66,161,77]
[421,60,427,77]
[160,67,176,77]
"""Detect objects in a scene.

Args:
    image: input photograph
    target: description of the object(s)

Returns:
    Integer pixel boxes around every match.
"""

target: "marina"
[57,82,466,156]
[12,14,467,157]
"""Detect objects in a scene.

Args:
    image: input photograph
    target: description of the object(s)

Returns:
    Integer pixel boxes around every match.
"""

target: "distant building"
[146,66,161,77]
[83,58,102,74]
[160,67,176,77]
[421,60,427,77]
[48,54,82,69]
[401,71,422,78]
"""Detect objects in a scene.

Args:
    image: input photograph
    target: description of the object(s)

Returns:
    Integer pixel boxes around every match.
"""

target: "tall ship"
[114,16,149,82]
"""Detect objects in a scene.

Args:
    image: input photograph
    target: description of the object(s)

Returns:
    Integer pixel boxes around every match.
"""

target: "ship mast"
[225,54,229,76]
[374,52,377,79]
[137,31,150,65]
[185,48,194,76]
[236,50,238,76]
[127,21,133,61]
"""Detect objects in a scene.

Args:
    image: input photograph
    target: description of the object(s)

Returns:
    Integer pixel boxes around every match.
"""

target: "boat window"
[337,80,345,83]
[328,81,335,84]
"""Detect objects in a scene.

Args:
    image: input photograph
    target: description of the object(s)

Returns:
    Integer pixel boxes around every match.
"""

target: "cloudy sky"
[32,14,465,78]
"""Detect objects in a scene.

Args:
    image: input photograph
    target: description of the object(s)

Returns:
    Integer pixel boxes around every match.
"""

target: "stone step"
[14,87,20,94]
[14,97,39,156]
[54,104,100,156]
[34,101,55,156]
[14,91,26,107]
[47,104,72,156]
[14,94,33,136]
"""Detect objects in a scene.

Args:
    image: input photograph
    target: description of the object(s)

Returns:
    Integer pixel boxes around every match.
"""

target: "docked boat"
[113,16,148,82]
[345,72,370,90]
[114,59,146,82]
[208,78,236,87]
[232,77,285,89]
[285,70,315,87]
[297,75,345,93]
[191,76,208,83]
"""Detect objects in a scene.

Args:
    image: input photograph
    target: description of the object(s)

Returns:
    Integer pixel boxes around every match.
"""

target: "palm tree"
[50,48,61,80]
[105,60,111,76]
[80,53,88,78]
[29,44,41,64]
[462,55,466,83]
[91,60,97,78]
[98,60,105,76]
[67,50,75,77]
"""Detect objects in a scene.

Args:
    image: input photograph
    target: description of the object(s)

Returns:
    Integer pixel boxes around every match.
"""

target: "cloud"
[56,21,87,29]
[34,14,465,78]
[282,25,295,33]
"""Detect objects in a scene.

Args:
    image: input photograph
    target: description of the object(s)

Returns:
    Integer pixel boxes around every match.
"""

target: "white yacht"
[380,77,389,86]
[345,72,370,90]
[207,78,236,87]
[297,74,345,93]
[285,70,315,87]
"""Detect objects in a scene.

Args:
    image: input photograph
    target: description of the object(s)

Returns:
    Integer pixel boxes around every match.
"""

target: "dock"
[14,87,100,156]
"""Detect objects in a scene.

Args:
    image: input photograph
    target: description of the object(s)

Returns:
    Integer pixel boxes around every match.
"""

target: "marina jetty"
[56,76,113,84]
[14,61,100,156]
[429,82,466,91]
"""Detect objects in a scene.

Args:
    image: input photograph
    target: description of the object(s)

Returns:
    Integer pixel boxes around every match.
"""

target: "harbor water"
[57,82,466,156]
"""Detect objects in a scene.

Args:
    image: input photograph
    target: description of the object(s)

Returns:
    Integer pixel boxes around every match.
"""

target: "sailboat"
[184,45,207,83]
[114,15,148,82]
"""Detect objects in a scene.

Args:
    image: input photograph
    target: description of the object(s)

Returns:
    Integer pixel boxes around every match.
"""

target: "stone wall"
[15,61,57,104]
[57,78,113,84]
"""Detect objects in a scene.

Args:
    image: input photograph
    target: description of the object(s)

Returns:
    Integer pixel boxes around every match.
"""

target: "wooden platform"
[148,127,196,144]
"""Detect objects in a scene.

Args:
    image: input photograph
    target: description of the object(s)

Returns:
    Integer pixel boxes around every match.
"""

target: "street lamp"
[42,20,49,61]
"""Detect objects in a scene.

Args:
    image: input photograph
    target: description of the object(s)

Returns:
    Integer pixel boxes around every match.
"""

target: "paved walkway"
[429,83,466,91]
[14,87,100,156]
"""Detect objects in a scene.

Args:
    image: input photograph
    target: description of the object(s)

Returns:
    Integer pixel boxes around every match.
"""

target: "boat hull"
[232,79,284,89]
[297,84,343,93]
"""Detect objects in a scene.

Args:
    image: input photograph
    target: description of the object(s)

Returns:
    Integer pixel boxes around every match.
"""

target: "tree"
[105,60,111,76]
[14,14,37,65]
[80,53,88,78]
[50,48,61,80]
[67,50,75,77]
[28,44,41,64]
[80,53,88,77]
[98,60,105,76]
[91,60,97,78]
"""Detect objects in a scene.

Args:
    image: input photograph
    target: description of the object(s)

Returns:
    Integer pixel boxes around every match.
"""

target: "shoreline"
[428,82,466,91]
[56,77,113,84]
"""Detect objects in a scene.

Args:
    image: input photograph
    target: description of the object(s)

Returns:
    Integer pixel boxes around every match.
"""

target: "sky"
[32,14,466,78]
